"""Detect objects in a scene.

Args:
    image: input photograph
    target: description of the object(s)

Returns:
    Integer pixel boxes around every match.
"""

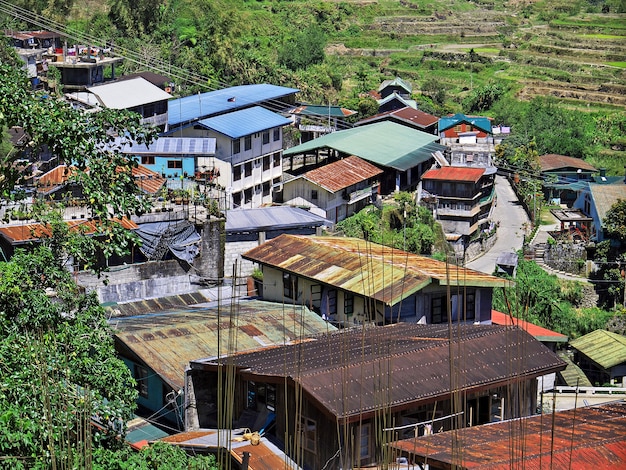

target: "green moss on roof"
[570,329,626,370]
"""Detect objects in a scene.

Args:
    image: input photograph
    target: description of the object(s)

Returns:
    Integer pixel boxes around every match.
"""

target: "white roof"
[87,77,172,110]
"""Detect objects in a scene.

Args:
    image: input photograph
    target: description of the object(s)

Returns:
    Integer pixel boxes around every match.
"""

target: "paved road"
[466,175,528,274]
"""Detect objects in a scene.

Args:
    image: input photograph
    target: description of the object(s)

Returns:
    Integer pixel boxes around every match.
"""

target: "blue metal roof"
[438,113,492,134]
[167,84,299,127]
[197,106,292,139]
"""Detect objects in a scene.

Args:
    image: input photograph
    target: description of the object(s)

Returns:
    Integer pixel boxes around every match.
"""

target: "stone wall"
[544,241,587,276]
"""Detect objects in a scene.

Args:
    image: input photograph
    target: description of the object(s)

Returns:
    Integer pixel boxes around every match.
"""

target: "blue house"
[573,174,626,242]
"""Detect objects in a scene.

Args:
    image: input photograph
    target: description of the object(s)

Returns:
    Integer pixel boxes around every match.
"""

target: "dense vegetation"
[0,44,217,468]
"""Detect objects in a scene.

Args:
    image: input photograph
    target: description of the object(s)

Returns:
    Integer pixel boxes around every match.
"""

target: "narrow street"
[466,175,529,274]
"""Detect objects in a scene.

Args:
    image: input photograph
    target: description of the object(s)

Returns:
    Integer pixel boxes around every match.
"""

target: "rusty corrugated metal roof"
[197,323,565,422]
[422,166,486,183]
[389,401,626,469]
[0,218,137,244]
[539,154,597,172]
[242,235,507,306]
[112,300,336,389]
[302,156,383,193]
[132,165,166,195]
[491,310,567,343]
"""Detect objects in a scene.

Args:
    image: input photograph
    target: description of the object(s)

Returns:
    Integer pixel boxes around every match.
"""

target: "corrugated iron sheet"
[389,401,626,469]
[422,166,486,183]
[242,235,508,306]
[491,310,567,342]
[199,323,565,421]
[302,155,383,193]
[0,218,137,244]
[539,153,597,172]
[132,165,166,195]
[569,329,626,370]
[112,300,336,389]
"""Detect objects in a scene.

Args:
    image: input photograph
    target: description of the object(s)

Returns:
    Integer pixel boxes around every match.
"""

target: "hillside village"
[2,24,626,470]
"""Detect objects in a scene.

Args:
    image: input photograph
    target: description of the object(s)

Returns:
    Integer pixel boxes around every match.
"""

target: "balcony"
[342,183,379,204]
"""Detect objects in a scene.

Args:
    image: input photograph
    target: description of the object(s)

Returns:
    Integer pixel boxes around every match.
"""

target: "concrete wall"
[78,217,226,303]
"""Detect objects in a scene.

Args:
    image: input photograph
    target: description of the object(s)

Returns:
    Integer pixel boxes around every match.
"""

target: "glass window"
[167,160,182,169]
[359,423,371,461]
[233,191,242,207]
[273,128,280,141]
[465,291,476,320]
[244,188,252,204]
[262,131,270,144]
[244,161,252,177]
[431,296,447,324]
[311,190,318,200]
[244,135,252,151]
[141,155,155,165]
[273,152,281,167]
[134,364,149,398]
[263,155,270,171]
[233,139,241,154]
[234,165,242,181]
[262,181,270,196]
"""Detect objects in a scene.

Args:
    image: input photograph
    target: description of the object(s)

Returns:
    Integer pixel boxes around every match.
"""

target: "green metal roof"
[557,352,593,387]
[283,121,446,171]
[570,329,626,370]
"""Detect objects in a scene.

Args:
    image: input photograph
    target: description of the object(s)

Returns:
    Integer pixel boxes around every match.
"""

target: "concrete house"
[242,234,507,326]
[65,77,173,128]
[286,104,356,142]
[283,121,446,194]
[420,166,496,256]
[173,106,291,209]
[186,323,565,469]
[281,156,383,223]
[111,299,336,429]
[438,113,497,168]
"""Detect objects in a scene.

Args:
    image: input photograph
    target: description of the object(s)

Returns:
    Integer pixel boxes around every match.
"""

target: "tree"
[278,25,326,71]
[604,199,626,243]
[0,44,156,271]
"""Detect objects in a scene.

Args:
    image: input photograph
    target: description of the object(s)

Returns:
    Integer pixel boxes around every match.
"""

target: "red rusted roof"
[359,106,439,128]
[197,323,566,422]
[0,218,137,244]
[302,156,383,193]
[36,164,74,195]
[422,166,486,183]
[242,235,507,306]
[131,165,166,194]
[491,310,567,343]
[539,154,597,172]
[389,401,626,469]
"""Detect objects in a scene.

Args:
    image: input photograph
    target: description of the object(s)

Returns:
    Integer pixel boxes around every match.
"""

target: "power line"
[0,1,356,131]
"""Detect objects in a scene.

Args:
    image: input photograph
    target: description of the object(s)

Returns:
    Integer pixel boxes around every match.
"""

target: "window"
[244,161,252,177]
[233,191,242,207]
[234,165,242,181]
[134,364,149,398]
[311,190,318,200]
[244,135,252,151]
[262,181,270,197]
[262,131,270,144]
[141,155,155,165]
[167,160,182,169]
[273,152,281,167]
[273,128,280,141]
[266,384,276,411]
[283,272,298,299]
[233,139,241,154]
[325,289,337,315]
[359,423,371,462]
[344,293,354,316]
[263,155,270,171]
[431,296,447,324]
[244,188,252,204]
[299,417,317,454]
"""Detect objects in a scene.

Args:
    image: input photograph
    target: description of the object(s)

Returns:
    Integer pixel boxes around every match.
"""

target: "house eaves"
[283,121,446,172]
[197,106,292,139]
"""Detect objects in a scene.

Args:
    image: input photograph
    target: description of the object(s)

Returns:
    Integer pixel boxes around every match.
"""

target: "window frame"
[283,272,298,299]
[262,131,270,145]
[134,364,149,398]
[244,135,252,151]
[232,139,241,155]
[141,155,155,165]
